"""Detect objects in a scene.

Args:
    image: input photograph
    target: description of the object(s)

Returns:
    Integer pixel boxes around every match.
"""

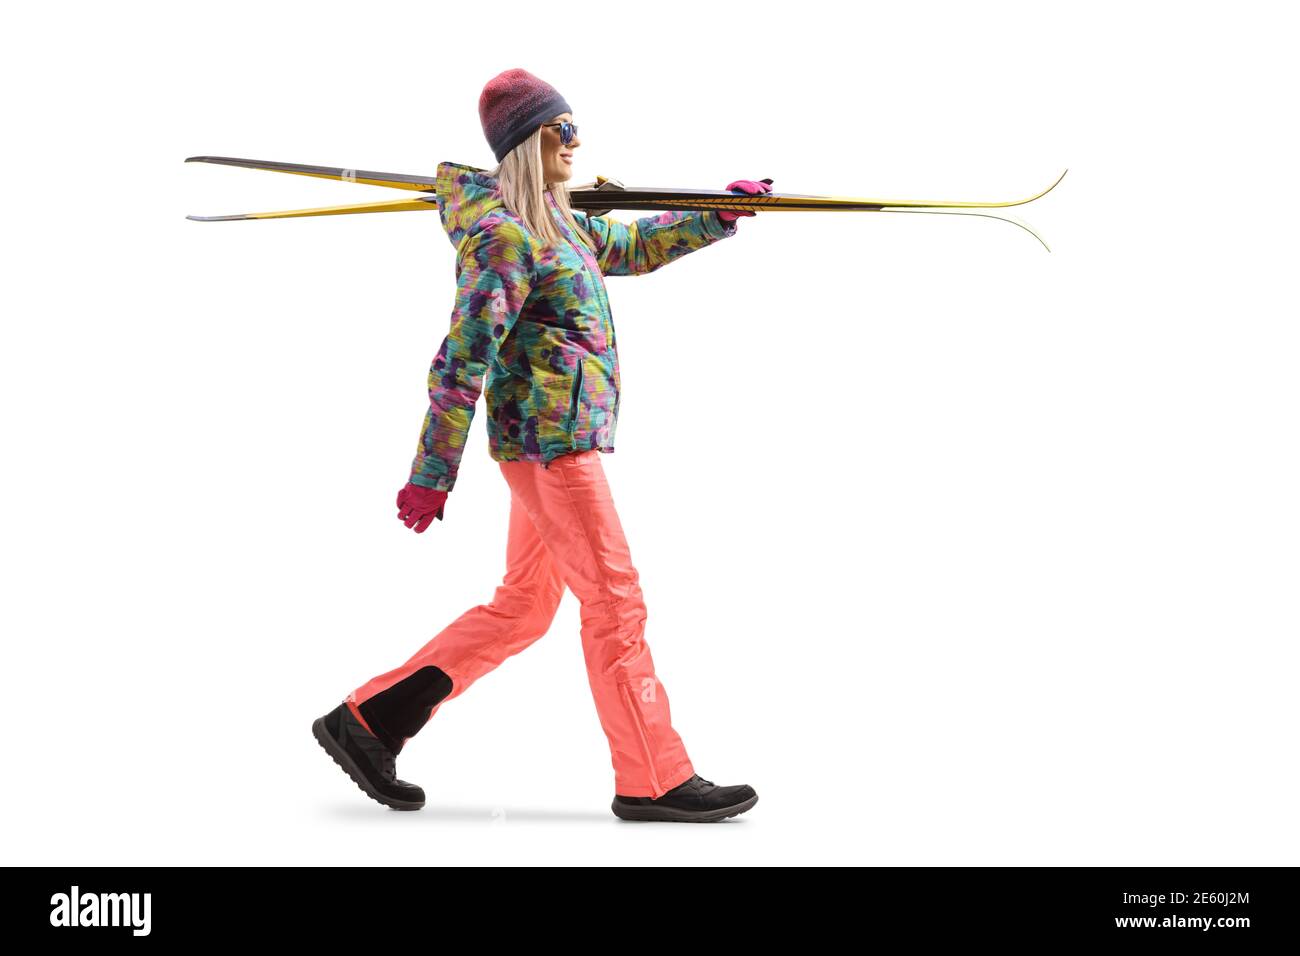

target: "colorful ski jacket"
[409,161,738,492]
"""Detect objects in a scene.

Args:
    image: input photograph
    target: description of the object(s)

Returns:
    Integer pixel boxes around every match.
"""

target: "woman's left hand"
[718,179,773,222]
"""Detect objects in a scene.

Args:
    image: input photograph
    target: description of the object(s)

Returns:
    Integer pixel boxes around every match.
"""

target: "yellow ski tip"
[185,196,436,221]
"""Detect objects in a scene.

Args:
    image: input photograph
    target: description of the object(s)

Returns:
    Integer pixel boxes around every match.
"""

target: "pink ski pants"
[345,448,696,799]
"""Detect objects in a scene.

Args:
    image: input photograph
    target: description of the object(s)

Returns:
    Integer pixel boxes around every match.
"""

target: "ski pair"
[185,155,1066,251]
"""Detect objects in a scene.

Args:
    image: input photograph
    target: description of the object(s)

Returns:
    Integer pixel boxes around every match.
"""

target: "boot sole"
[610,793,758,823]
[312,715,424,811]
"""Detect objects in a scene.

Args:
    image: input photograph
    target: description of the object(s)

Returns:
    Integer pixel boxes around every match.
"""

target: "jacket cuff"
[701,209,739,239]
[410,474,452,492]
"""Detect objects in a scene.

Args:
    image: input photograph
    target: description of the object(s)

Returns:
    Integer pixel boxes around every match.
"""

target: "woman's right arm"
[408,220,533,493]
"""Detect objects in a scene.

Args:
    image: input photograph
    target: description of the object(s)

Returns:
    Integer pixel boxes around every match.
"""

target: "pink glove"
[718,178,773,222]
[396,481,447,533]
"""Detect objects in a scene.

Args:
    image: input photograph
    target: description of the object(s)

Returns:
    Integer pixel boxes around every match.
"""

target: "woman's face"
[540,111,580,185]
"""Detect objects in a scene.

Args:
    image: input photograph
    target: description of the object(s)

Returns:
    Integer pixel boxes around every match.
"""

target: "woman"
[313,68,770,823]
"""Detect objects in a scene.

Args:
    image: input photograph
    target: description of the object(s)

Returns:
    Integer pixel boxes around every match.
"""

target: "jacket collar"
[435,160,572,250]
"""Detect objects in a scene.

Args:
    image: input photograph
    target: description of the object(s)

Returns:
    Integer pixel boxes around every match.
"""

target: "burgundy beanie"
[479,68,573,163]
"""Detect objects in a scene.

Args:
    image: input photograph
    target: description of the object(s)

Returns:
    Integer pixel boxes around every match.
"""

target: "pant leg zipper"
[621,679,661,796]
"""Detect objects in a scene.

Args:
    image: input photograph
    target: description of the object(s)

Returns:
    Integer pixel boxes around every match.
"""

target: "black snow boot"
[611,774,758,823]
[312,701,425,810]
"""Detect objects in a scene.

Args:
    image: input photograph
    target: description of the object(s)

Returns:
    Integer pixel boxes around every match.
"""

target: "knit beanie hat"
[479,68,573,163]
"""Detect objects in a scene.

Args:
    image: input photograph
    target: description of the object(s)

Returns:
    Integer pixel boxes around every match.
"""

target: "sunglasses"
[542,121,579,146]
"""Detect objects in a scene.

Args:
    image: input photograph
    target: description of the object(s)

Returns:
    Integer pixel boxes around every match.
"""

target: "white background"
[3,0,1296,865]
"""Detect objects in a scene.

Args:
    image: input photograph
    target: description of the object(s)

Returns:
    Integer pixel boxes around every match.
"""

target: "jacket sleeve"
[573,208,737,277]
[409,221,533,492]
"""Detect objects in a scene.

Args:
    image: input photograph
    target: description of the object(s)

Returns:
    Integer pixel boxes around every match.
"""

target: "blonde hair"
[487,125,598,255]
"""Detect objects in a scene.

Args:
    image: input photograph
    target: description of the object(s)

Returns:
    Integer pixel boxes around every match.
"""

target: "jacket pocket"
[564,362,584,439]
